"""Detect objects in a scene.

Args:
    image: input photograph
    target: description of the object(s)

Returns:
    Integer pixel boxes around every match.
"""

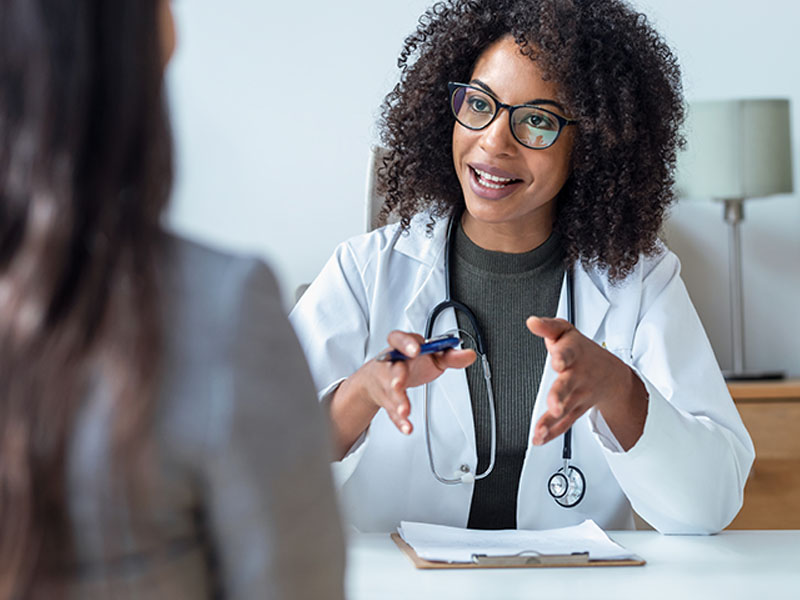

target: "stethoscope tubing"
[422,214,579,493]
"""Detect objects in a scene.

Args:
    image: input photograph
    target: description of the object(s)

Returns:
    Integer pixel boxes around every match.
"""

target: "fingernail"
[401,423,411,435]
[406,343,417,356]
[391,377,400,389]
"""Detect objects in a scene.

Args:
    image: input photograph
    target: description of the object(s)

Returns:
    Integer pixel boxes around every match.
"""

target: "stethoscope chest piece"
[548,464,586,508]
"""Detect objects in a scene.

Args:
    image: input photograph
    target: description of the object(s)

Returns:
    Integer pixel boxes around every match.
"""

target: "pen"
[376,334,460,362]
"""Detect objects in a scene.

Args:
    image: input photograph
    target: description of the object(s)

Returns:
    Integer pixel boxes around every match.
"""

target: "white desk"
[346,530,800,600]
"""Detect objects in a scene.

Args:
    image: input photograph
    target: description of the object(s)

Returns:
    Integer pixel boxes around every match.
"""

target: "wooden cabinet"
[727,379,800,530]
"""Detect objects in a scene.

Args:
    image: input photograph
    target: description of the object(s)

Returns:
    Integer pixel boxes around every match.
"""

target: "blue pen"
[376,334,461,362]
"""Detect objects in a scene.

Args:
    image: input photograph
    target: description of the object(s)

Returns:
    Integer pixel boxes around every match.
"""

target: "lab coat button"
[460,464,471,473]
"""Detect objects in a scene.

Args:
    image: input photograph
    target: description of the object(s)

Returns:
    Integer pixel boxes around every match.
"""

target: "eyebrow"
[470,79,567,113]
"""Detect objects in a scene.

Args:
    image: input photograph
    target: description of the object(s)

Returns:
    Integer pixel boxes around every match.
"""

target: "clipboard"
[390,533,646,569]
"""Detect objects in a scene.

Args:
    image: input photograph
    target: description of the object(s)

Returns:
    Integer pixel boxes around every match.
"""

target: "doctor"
[291,0,754,535]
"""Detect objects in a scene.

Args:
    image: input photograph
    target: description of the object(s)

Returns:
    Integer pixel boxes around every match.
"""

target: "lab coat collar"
[529,265,611,428]
[397,213,611,343]
[398,218,476,451]
[393,212,448,267]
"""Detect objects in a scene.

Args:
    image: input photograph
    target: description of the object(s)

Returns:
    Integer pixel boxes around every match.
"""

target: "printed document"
[397,519,634,563]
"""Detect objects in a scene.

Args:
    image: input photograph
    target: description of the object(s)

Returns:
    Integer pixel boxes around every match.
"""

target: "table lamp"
[675,99,794,380]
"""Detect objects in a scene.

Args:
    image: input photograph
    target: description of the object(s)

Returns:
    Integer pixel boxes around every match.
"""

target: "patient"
[0,1,344,598]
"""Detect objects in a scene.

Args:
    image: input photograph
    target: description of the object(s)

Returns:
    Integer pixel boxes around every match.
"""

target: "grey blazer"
[65,236,345,599]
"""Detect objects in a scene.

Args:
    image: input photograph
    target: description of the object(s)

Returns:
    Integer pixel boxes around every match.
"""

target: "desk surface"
[728,378,800,402]
[346,530,800,600]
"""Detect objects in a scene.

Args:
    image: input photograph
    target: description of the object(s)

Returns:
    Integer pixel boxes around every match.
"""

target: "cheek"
[451,125,478,172]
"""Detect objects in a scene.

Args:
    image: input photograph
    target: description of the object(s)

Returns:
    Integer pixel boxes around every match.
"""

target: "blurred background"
[165,0,799,376]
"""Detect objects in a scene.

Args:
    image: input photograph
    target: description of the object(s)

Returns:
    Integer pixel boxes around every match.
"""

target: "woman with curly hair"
[292,0,753,534]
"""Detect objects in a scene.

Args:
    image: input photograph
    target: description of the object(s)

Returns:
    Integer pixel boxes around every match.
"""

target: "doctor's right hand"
[329,330,476,459]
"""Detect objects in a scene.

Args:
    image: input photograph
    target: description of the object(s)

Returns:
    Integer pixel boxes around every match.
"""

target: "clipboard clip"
[471,550,591,566]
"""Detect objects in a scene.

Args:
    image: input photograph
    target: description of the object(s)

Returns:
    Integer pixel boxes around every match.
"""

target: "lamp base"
[723,370,785,382]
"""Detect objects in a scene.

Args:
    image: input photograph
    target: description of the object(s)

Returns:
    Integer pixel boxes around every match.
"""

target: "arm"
[529,251,754,533]
[603,252,754,533]
[202,260,345,600]
[291,240,474,461]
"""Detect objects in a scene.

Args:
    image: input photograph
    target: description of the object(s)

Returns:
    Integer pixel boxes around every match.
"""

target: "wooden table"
[727,378,800,529]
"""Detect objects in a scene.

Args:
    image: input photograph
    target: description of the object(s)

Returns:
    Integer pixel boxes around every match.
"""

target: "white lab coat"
[291,214,754,534]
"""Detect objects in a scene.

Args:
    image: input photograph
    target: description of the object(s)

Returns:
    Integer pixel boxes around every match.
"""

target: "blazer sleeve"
[597,251,755,534]
[199,259,345,600]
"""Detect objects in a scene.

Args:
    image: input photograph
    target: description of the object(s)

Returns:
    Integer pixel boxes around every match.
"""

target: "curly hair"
[378,0,685,282]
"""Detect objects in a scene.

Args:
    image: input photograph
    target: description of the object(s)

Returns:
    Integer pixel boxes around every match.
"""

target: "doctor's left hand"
[526,316,649,452]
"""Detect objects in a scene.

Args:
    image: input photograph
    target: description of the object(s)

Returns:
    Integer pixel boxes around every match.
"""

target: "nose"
[478,109,517,157]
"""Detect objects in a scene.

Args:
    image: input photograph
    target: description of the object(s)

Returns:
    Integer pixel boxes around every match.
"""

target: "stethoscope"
[422,215,586,508]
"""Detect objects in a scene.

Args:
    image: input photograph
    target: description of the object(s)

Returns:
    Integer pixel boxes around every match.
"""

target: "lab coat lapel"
[399,218,476,456]
[530,263,610,428]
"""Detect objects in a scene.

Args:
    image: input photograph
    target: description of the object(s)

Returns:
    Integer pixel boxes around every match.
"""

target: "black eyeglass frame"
[447,81,577,150]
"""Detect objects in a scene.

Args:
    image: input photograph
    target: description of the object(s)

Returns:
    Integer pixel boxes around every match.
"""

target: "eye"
[521,110,558,131]
[466,95,493,114]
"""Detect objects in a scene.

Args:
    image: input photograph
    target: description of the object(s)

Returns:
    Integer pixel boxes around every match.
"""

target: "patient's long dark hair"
[0,0,172,595]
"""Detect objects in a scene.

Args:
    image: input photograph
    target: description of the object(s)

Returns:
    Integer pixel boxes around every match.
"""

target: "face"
[452,36,574,250]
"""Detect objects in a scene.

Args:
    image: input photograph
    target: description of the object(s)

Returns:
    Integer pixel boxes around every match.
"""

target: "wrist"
[337,362,380,416]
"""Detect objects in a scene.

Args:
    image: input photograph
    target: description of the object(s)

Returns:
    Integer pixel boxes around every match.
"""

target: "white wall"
[166,0,800,376]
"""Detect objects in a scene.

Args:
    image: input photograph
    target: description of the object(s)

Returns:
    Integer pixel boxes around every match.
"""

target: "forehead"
[469,36,561,104]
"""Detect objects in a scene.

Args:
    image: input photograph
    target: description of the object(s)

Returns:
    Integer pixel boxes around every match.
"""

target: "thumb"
[526,316,572,341]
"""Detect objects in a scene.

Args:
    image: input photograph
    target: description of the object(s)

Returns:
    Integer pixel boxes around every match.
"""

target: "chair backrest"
[296,146,394,304]
[365,146,397,232]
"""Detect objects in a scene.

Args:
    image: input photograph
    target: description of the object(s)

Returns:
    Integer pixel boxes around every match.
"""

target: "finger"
[533,404,585,446]
[526,316,573,342]
[549,343,578,372]
[386,330,425,358]
[388,361,410,412]
[544,405,586,444]
[387,365,413,435]
[432,348,477,371]
[546,375,575,418]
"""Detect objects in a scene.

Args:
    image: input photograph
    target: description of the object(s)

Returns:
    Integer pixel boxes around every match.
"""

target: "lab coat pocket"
[607,346,634,366]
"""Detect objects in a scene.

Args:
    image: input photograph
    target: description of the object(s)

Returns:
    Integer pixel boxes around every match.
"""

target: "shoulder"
[156,233,287,413]
[157,233,314,450]
[333,212,448,268]
[581,241,679,299]
[162,234,280,305]
[160,234,282,336]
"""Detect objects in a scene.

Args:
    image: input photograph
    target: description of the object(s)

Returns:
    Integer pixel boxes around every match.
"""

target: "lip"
[468,162,521,180]
[466,163,524,200]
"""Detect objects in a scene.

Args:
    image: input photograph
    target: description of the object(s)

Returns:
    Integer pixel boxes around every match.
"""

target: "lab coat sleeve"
[289,237,376,486]
[594,251,755,534]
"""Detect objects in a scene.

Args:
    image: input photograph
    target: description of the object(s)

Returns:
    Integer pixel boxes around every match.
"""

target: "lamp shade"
[675,99,794,200]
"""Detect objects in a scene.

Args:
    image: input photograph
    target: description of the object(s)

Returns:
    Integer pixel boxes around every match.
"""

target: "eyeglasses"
[448,82,576,150]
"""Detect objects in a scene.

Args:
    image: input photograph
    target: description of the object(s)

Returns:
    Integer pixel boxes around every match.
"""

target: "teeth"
[479,180,507,189]
[474,168,514,183]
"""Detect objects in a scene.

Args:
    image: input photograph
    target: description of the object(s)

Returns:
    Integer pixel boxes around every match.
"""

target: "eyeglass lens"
[450,86,560,149]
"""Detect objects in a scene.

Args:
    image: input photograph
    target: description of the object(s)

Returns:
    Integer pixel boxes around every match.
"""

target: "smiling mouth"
[470,166,522,190]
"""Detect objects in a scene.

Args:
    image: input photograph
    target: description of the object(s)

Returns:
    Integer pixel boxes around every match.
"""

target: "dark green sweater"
[451,221,564,530]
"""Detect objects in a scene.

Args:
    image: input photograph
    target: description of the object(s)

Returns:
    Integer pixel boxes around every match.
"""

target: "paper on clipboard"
[397,519,635,563]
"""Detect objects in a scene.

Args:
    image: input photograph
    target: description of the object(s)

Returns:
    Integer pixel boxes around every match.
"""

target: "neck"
[460,212,555,253]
